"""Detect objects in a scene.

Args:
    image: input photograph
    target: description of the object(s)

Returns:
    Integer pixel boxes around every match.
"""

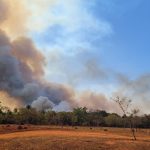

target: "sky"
[0,0,150,114]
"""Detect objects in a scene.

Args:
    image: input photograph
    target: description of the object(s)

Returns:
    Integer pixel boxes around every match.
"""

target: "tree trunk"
[129,118,136,140]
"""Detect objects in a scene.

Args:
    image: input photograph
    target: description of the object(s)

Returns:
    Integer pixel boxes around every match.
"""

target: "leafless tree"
[112,96,139,140]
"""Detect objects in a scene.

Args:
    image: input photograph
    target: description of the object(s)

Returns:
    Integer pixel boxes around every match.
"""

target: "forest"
[0,102,149,128]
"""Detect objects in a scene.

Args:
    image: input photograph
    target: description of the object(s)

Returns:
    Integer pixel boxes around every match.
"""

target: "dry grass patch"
[0,126,149,150]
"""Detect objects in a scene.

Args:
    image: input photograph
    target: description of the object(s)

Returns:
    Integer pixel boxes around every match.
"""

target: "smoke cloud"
[0,0,8,23]
[0,28,149,113]
[0,0,149,114]
[0,0,29,38]
[0,29,76,110]
[113,74,150,114]
[31,96,54,111]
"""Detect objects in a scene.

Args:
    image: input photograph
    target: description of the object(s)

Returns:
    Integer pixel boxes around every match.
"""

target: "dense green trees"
[0,102,149,128]
[105,113,123,127]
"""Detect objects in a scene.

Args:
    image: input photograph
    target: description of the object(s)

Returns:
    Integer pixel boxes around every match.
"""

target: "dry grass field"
[0,125,149,150]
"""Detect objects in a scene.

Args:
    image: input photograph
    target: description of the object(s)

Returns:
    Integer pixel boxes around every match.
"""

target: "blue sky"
[96,0,150,78]
[88,0,150,78]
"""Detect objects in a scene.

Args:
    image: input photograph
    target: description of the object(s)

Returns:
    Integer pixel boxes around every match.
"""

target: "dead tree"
[112,96,139,140]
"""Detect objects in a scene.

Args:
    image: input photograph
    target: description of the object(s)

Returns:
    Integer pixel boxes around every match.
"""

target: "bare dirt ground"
[0,125,149,150]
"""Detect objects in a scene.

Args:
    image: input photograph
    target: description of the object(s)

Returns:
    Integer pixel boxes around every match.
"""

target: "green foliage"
[105,114,123,127]
[73,107,88,126]
[0,102,149,128]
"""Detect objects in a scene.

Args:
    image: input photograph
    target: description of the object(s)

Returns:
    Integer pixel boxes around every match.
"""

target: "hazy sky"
[30,0,150,88]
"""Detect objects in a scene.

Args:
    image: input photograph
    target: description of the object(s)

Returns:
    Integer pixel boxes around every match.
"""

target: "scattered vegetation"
[0,101,149,129]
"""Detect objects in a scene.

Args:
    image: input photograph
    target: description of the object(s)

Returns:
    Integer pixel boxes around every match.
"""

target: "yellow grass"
[0,125,149,150]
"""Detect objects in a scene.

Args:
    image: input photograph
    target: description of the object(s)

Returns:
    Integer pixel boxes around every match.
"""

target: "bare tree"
[112,96,139,140]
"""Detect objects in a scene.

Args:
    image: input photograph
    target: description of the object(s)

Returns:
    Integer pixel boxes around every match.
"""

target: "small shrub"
[24,126,28,129]
[17,125,23,130]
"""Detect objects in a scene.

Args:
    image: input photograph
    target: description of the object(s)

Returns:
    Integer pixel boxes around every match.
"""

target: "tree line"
[0,102,149,128]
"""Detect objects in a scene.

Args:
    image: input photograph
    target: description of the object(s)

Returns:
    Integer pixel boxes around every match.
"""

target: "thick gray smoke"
[0,29,75,110]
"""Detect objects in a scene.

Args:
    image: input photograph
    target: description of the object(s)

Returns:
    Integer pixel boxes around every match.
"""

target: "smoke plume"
[0,29,76,110]
[31,96,54,111]
[0,0,149,114]
[113,74,150,114]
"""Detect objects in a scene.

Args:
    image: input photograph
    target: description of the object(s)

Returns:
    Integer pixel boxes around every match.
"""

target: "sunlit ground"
[0,125,149,150]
